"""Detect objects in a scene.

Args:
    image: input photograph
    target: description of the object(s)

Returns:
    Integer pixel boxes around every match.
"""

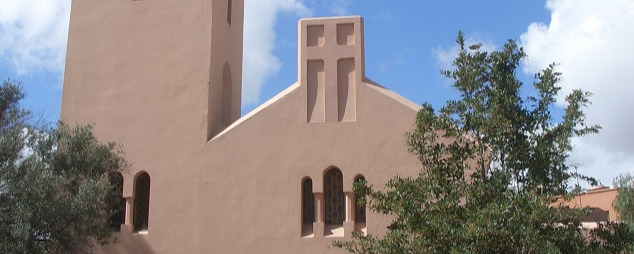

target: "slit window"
[227,0,232,24]
[134,172,151,232]
[354,176,366,223]
[109,172,125,231]
[221,63,232,128]
[302,178,315,224]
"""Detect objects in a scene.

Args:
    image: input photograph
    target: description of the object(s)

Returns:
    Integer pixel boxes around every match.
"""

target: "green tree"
[614,173,634,225]
[334,33,634,253]
[0,80,127,253]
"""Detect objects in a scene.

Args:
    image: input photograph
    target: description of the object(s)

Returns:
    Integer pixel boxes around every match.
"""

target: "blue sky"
[1,0,633,186]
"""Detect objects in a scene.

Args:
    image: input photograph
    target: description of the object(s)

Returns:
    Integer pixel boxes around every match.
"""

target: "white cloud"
[0,0,71,77]
[0,0,309,106]
[242,0,311,106]
[520,0,634,186]
[432,35,497,74]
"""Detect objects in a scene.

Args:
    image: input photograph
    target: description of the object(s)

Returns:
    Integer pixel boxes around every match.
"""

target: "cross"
[299,16,365,123]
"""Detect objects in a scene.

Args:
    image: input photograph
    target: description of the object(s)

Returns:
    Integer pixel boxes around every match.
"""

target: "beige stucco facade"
[556,187,620,222]
[61,0,423,253]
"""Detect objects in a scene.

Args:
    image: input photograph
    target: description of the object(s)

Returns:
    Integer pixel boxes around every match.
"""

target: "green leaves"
[0,79,127,253]
[614,173,634,226]
[334,33,634,253]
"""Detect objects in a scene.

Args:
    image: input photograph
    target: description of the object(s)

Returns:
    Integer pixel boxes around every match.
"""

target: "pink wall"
[556,187,620,222]
[62,1,423,253]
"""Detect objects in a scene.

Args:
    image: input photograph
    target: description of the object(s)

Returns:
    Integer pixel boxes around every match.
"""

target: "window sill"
[133,230,149,235]
[324,224,344,237]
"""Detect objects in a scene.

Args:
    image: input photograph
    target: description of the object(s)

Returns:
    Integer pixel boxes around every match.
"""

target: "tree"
[614,173,634,225]
[334,33,634,253]
[0,80,127,253]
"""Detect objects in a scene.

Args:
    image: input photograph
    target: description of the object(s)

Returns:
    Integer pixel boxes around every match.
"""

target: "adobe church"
[61,0,423,253]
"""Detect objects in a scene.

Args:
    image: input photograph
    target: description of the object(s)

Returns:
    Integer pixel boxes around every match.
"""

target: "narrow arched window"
[302,178,315,224]
[109,172,125,231]
[227,0,232,24]
[354,176,366,224]
[221,63,233,128]
[324,168,344,225]
[134,172,151,232]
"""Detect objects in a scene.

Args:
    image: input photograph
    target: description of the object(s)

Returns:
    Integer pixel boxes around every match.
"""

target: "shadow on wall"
[101,227,155,254]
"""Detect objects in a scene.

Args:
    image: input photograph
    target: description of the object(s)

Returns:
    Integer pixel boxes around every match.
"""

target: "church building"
[61,0,423,253]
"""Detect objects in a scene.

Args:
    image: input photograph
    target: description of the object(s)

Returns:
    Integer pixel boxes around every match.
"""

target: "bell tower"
[207,0,244,139]
[61,0,243,146]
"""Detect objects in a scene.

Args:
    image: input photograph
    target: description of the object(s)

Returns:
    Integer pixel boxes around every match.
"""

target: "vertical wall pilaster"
[344,192,355,236]
[120,197,135,233]
[313,193,325,237]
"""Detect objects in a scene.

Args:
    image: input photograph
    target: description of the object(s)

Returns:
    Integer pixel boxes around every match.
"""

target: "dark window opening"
[302,178,315,224]
[134,172,150,232]
[109,172,125,231]
[354,177,366,223]
[324,168,344,225]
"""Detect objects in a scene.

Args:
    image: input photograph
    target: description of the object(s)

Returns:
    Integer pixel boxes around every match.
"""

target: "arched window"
[324,168,344,225]
[354,176,366,224]
[221,63,232,128]
[134,172,151,232]
[109,172,125,231]
[302,178,315,224]
[227,0,232,24]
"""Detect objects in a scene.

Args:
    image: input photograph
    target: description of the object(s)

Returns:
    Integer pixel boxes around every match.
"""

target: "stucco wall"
[557,187,620,222]
[61,1,424,253]
[197,81,420,253]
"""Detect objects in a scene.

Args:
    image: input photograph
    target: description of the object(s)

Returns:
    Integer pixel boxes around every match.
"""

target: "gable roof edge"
[363,78,421,112]
[211,82,300,140]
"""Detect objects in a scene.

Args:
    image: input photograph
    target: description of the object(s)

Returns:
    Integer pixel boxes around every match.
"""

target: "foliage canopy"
[334,33,634,253]
[614,173,634,226]
[0,80,126,253]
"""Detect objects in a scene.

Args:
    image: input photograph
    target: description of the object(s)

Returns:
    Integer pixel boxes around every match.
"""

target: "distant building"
[555,186,620,224]
[61,1,424,253]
